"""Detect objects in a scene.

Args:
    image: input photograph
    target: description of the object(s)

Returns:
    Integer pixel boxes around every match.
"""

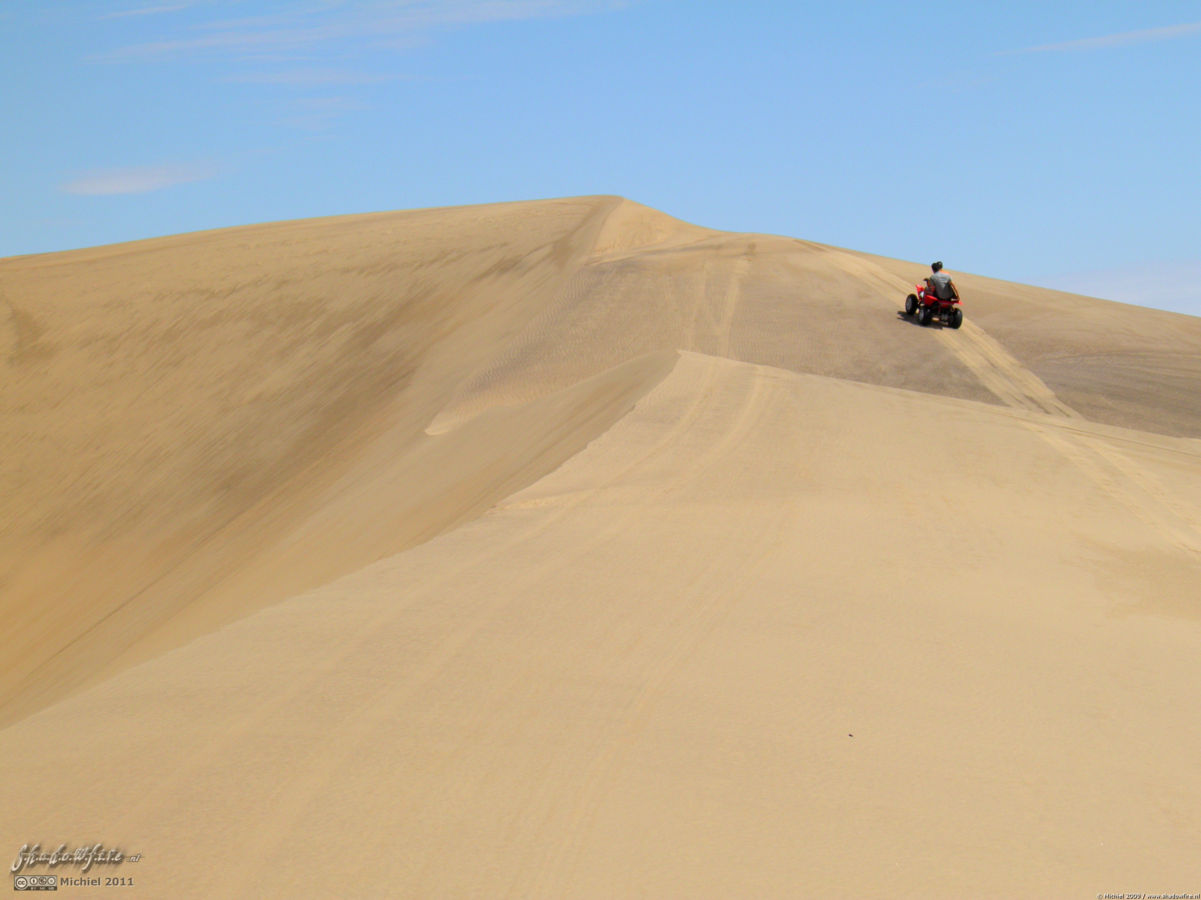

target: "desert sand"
[2,196,1200,897]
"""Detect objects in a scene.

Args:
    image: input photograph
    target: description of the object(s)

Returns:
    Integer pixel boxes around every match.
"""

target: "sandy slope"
[2,197,1200,897]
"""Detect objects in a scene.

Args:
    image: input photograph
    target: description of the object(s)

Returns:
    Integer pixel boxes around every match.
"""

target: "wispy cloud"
[59,163,218,196]
[226,68,404,85]
[100,4,192,18]
[1007,21,1201,54]
[85,0,632,141]
[99,0,631,62]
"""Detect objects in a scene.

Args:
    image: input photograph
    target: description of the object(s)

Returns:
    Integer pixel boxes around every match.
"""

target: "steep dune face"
[3,197,1200,897]
[0,197,667,724]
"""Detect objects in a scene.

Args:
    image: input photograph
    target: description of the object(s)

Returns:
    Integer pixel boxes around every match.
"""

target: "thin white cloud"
[60,163,218,196]
[1008,21,1201,54]
[226,68,403,85]
[99,0,631,61]
[101,4,190,18]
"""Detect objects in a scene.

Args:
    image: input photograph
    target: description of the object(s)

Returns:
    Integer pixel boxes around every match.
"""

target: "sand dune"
[2,197,1200,897]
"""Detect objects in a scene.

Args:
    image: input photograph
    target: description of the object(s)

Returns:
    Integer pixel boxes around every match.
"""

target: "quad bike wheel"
[917,306,932,326]
[905,294,918,316]
[949,307,963,329]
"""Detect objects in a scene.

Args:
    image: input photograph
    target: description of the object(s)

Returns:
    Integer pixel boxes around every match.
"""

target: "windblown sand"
[3,197,1200,897]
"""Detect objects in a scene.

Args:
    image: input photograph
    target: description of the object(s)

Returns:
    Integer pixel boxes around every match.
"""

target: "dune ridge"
[2,197,1200,896]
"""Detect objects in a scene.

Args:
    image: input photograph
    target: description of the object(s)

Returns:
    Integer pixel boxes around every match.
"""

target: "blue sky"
[3,1,1199,314]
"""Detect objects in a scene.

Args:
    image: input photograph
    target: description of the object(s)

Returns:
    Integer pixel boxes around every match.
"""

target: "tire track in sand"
[934,319,1201,556]
[529,359,787,896]
[1035,425,1201,556]
[939,321,1080,419]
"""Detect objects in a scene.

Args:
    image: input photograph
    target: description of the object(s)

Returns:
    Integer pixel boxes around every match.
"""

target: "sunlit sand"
[3,197,1200,897]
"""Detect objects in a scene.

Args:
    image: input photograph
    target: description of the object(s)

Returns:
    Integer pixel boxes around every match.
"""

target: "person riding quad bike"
[904,261,964,328]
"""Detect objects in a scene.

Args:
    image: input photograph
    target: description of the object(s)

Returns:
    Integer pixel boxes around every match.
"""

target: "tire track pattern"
[933,316,1201,556]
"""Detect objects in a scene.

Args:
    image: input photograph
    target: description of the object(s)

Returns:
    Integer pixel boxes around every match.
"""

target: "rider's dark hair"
[931,261,943,272]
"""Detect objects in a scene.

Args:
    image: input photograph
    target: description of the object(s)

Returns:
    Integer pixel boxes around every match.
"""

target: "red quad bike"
[904,283,963,329]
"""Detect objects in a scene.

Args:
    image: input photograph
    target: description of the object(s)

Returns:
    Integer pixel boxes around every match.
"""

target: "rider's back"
[929,270,954,300]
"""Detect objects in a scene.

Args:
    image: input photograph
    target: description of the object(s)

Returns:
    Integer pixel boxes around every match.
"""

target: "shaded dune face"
[2,196,1199,725]
[2,198,1201,898]
[0,198,629,723]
